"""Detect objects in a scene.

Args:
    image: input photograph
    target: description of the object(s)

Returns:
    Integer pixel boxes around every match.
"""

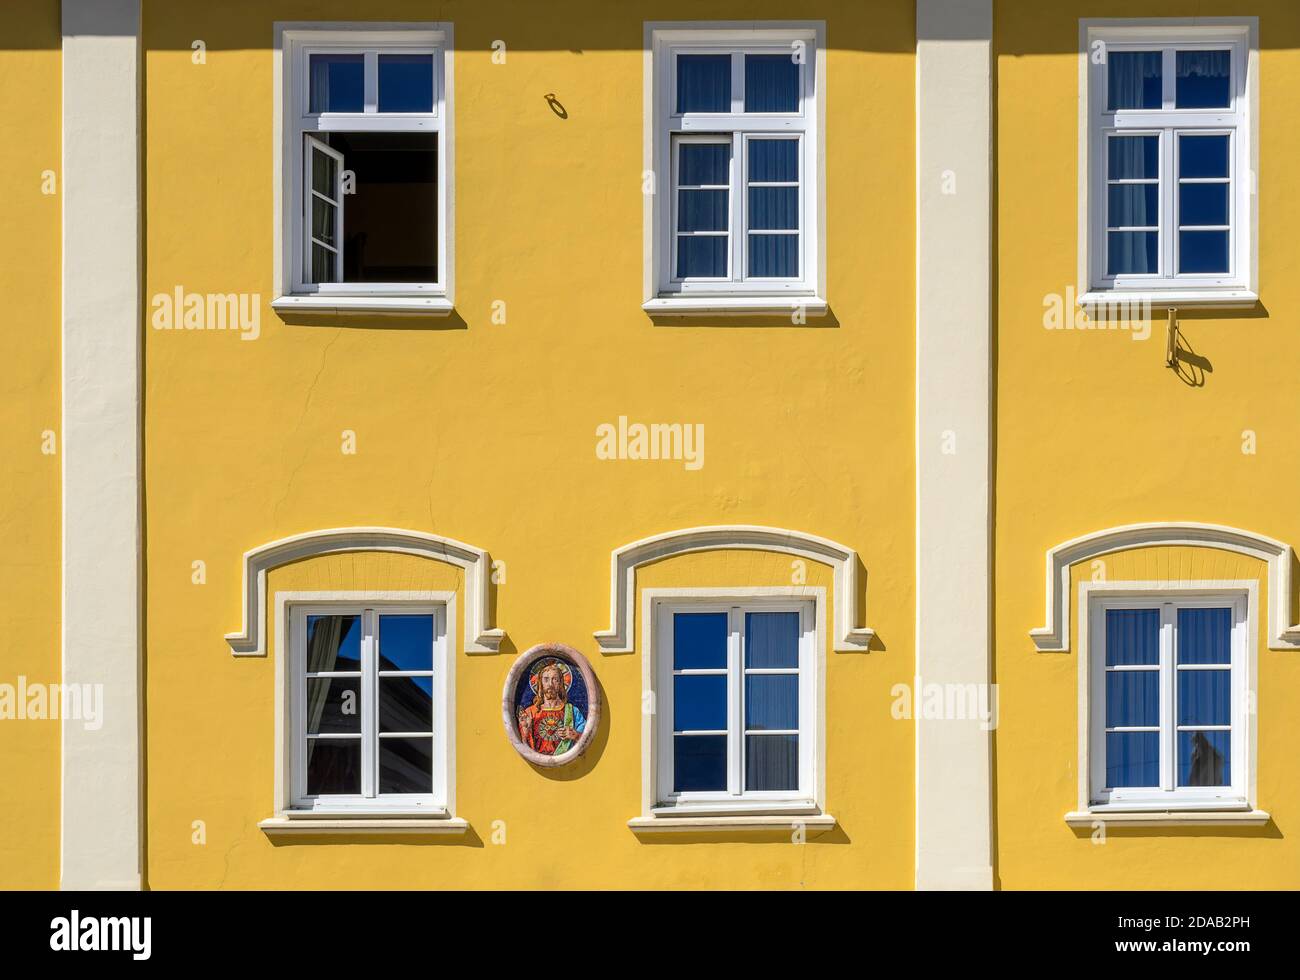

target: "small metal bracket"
[1165,307,1178,368]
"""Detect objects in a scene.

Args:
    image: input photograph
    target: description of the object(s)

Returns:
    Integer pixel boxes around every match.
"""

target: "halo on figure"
[528,657,574,697]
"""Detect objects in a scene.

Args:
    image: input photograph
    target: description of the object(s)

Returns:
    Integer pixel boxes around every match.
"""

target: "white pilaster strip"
[915,0,994,890]
[61,0,143,890]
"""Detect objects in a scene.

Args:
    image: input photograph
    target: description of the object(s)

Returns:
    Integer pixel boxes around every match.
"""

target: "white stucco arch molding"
[225,527,505,657]
[1030,522,1300,652]
[594,525,876,653]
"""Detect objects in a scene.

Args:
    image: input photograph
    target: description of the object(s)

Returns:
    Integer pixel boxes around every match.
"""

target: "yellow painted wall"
[995,1,1300,888]
[0,0,61,889]
[141,1,915,888]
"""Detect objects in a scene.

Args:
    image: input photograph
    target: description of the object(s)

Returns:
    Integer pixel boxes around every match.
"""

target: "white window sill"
[628,813,836,833]
[272,295,455,315]
[259,814,469,836]
[1065,808,1270,828]
[643,295,829,316]
[1078,288,1259,311]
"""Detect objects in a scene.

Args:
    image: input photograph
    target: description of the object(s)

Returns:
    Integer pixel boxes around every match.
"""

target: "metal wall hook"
[1166,307,1178,368]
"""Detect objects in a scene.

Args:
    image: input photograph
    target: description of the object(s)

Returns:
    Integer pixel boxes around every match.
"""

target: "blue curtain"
[1108,50,1161,109]
[1176,50,1230,108]
[744,54,799,112]
[677,54,730,112]
[309,53,363,113]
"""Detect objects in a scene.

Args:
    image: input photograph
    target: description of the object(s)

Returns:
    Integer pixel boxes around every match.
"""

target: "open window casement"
[304,136,344,285]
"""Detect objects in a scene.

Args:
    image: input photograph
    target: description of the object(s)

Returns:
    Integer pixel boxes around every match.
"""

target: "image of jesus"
[517,660,586,756]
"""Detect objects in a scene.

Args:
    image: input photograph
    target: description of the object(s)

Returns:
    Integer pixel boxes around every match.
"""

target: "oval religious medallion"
[502,643,601,767]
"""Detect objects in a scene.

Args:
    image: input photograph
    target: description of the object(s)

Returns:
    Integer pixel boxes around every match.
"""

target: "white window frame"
[273,23,454,315]
[1079,19,1257,309]
[645,592,823,816]
[1082,587,1253,813]
[644,22,826,315]
[284,597,452,816]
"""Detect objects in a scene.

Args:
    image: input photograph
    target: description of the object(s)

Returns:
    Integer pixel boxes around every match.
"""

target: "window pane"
[1177,607,1232,663]
[1107,50,1161,110]
[1178,182,1228,227]
[379,736,433,794]
[1176,50,1230,108]
[305,614,361,671]
[1108,134,1159,180]
[673,612,727,669]
[311,146,338,198]
[311,242,337,284]
[744,54,799,112]
[749,138,798,182]
[745,734,798,791]
[1179,231,1229,273]
[678,142,730,186]
[378,614,433,671]
[311,196,337,248]
[379,675,434,733]
[1105,670,1159,728]
[748,234,798,277]
[676,235,728,278]
[676,54,730,112]
[1105,731,1160,788]
[1105,608,1159,665]
[306,738,360,795]
[1108,184,1159,228]
[1178,730,1230,786]
[748,187,798,230]
[306,677,361,735]
[378,54,434,113]
[326,132,438,283]
[1177,669,1231,726]
[677,189,728,232]
[745,674,798,730]
[745,611,799,668]
[674,734,726,791]
[1179,134,1229,178]
[309,53,363,113]
[673,674,726,731]
[1107,232,1158,275]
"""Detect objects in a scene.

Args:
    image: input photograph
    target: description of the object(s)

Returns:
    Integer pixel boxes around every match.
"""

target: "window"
[653,600,817,811]
[645,25,824,314]
[288,603,449,812]
[1083,23,1255,305]
[275,25,452,313]
[1088,595,1247,810]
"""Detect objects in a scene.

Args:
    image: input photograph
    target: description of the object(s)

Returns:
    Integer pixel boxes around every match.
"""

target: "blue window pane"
[1108,134,1159,179]
[378,54,434,112]
[1179,231,1229,273]
[1177,607,1232,664]
[677,189,728,232]
[745,734,798,791]
[1177,669,1231,726]
[1107,51,1162,110]
[745,612,799,668]
[679,142,729,185]
[1109,231,1158,274]
[309,53,363,113]
[1106,731,1160,788]
[748,234,797,277]
[749,139,798,182]
[306,677,361,735]
[677,54,730,112]
[306,614,361,670]
[1179,134,1229,178]
[744,54,799,112]
[378,614,433,671]
[745,674,798,730]
[1179,183,1228,227]
[379,675,434,733]
[1106,670,1160,728]
[673,612,727,669]
[677,236,728,278]
[306,739,361,795]
[748,187,798,230]
[1105,608,1160,665]
[379,736,433,794]
[1108,184,1159,228]
[674,734,726,791]
[1176,50,1230,108]
[673,674,727,731]
[1178,730,1230,787]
